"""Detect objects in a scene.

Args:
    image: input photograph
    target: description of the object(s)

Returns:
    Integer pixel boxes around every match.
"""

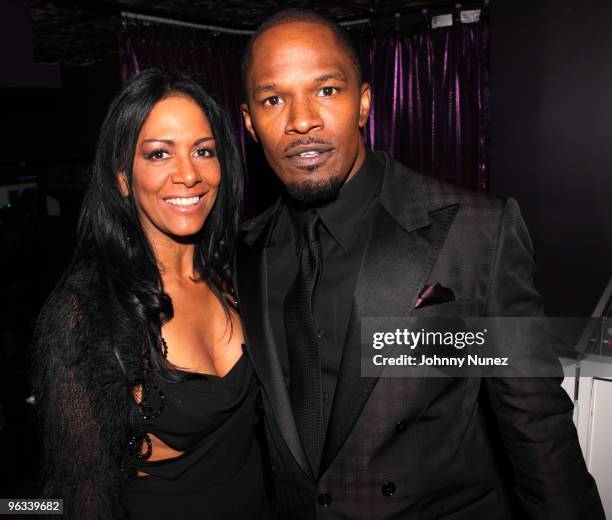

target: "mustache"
[282,137,334,154]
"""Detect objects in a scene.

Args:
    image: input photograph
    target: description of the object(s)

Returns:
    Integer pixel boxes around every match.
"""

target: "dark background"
[489,0,612,317]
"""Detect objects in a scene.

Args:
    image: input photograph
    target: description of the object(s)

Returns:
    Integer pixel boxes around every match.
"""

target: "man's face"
[242,22,371,203]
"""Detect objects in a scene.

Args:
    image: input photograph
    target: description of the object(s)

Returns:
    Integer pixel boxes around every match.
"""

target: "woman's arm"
[32,280,130,520]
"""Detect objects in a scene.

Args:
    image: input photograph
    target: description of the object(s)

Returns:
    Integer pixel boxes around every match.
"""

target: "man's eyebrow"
[315,72,348,83]
[254,83,277,94]
[252,73,347,94]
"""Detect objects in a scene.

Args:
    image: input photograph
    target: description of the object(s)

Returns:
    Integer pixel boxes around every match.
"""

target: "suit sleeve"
[483,198,605,520]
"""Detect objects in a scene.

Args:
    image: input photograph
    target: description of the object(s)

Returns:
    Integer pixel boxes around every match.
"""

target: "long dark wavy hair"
[73,69,242,381]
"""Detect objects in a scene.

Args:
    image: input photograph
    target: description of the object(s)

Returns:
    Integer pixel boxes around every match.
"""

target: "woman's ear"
[117,171,129,197]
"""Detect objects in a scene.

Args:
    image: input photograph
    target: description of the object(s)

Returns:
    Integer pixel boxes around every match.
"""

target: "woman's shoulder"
[36,261,109,350]
[50,260,97,303]
[58,260,105,297]
[32,260,136,392]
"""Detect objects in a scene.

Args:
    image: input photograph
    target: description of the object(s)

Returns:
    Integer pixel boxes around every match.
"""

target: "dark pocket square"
[415,282,455,309]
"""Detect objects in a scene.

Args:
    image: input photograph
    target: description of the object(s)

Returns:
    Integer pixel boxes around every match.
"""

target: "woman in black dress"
[32,70,269,519]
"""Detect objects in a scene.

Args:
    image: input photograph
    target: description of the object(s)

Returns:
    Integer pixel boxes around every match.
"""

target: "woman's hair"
[73,68,242,380]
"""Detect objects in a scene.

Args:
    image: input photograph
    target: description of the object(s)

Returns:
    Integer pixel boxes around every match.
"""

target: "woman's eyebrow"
[193,137,215,145]
[140,137,214,145]
[140,138,174,145]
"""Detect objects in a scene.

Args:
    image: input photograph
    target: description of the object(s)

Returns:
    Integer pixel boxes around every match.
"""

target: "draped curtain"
[353,21,489,191]
[119,16,489,213]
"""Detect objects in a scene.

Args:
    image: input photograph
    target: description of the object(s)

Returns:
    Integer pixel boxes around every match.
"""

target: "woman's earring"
[122,219,133,245]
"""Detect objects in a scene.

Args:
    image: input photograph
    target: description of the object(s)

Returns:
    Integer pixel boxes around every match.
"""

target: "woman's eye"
[146,149,169,160]
[264,96,282,106]
[318,86,338,97]
[195,148,215,158]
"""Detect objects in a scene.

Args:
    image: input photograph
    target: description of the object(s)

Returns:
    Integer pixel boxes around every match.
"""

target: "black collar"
[287,151,383,252]
[240,151,433,247]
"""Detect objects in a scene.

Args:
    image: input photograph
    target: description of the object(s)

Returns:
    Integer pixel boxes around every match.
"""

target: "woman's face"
[122,95,221,243]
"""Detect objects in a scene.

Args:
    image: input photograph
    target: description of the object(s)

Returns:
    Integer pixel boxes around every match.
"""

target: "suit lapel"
[236,216,312,479]
[320,155,459,474]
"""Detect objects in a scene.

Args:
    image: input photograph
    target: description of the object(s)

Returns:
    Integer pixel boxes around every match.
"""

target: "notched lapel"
[236,229,312,479]
[321,194,459,475]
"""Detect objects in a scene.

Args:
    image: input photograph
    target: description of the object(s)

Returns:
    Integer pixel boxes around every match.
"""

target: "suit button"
[322,391,329,401]
[317,328,327,339]
[381,481,396,497]
[395,420,407,433]
[317,492,332,507]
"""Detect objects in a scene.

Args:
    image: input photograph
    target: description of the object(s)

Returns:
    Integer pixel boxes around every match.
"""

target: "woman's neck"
[149,234,199,283]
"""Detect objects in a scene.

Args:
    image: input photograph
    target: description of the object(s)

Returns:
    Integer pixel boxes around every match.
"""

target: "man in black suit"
[237,8,604,519]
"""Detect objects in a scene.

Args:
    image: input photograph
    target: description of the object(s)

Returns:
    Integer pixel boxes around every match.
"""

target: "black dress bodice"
[121,350,269,519]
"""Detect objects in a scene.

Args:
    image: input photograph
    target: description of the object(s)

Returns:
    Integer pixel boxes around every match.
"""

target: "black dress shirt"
[267,151,384,432]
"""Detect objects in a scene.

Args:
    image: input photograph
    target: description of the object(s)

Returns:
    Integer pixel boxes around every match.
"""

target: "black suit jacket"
[236,153,604,519]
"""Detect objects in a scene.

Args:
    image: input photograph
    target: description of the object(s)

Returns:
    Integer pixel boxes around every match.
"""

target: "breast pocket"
[412,298,478,317]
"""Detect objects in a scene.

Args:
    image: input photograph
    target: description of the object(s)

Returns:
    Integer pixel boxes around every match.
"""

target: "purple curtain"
[119,17,489,212]
[354,21,489,191]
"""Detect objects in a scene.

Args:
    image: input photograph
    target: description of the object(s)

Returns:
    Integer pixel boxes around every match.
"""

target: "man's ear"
[241,102,259,143]
[358,83,372,128]
[117,171,129,198]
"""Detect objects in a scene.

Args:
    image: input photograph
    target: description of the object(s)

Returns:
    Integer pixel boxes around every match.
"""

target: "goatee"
[285,175,344,205]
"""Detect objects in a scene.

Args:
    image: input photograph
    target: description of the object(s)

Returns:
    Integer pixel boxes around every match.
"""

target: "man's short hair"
[241,8,363,98]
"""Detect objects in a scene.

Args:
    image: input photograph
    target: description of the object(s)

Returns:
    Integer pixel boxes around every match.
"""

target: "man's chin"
[285,175,344,206]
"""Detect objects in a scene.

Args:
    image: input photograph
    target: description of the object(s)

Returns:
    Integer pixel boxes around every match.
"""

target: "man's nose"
[170,156,202,187]
[285,98,323,135]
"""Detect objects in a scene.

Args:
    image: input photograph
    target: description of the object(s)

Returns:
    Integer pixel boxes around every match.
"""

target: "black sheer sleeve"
[31,275,132,520]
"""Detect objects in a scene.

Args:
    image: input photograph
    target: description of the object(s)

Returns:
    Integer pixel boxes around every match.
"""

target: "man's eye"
[318,86,338,97]
[264,96,282,106]
[146,149,170,160]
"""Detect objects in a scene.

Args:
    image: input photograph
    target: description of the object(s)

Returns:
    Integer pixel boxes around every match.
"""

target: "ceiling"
[28,0,481,67]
